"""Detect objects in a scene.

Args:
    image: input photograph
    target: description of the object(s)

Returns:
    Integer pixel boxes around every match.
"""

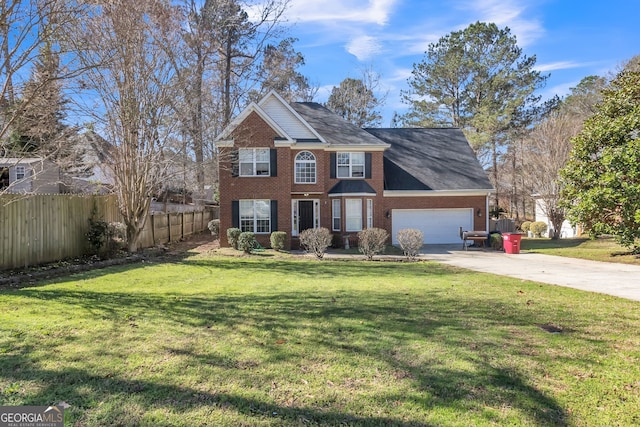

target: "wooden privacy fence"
[0,194,216,270]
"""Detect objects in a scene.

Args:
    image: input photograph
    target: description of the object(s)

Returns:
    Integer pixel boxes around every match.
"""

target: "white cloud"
[346,35,382,61]
[535,61,590,73]
[459,0,544,47]
[285,0,399,26]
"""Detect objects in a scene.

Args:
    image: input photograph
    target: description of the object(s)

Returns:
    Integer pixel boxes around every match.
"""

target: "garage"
[391,208,473,244]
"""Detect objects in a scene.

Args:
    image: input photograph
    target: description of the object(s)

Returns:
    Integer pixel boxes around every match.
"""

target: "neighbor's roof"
[364,128,494,191]
[290,102,388,147]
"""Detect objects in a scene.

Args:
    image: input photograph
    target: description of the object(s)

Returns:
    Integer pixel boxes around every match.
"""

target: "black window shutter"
[365,153,372,179]
[270,149,277,177]
[231,201,239,228]
[230,150,239,177]
[270,200,278,231]
[330,153,336,179]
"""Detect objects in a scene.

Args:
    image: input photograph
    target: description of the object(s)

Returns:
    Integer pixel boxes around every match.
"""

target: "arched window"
[295,151,316,183]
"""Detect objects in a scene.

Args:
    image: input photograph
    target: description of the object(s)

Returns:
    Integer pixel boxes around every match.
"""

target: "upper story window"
[337,152,365,178]
[15,166,26,180]
[295,151,316,183]
[239,148,270,176]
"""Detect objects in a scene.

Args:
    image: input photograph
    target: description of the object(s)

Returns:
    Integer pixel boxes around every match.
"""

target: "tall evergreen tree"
[12,42,69,154]
[401,22,546,211]
[326,71,384,128]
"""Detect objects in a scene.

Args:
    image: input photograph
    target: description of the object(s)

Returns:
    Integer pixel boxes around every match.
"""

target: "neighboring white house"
[534,198,579,238]
[0,158,61,194]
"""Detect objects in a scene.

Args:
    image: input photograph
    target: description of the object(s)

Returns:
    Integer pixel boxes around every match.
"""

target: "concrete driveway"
[420,245,640,302]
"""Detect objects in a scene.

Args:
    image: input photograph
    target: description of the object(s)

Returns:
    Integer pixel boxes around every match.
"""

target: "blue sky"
[280,0,640,125]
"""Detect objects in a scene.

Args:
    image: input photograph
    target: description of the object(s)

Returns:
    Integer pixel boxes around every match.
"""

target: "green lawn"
[521,236,640,265]
[2,254,640,426]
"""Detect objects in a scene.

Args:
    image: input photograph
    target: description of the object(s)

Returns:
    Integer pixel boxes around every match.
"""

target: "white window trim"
[239,148,270,177]
[345,198,363,232]
[294,151,316,184]
[337,152,365,179]
[239,199,271,234]
[366,199,373,229]
[332,199,341,231]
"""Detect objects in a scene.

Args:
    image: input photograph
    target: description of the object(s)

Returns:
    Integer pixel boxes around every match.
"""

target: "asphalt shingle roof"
[328,180,377,195]
[364,128,494,191]
[290,102,387,146]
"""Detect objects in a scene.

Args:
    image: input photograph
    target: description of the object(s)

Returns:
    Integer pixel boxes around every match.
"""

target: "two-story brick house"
[217,91,494,249]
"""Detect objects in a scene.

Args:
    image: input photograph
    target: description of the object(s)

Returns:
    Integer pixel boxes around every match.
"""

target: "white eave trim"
[384,189,495,197]
[325,144,390,152]
[329,192,377,197]
[216,139,234,148]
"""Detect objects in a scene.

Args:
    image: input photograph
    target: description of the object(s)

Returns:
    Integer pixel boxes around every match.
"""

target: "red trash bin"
[502,233,522,254]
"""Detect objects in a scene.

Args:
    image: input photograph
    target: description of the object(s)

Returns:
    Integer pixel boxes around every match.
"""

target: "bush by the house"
[520,221,532,233]
[207,219,220,237]
[227,228,241,250]
[299,227,332,259]
[490,233,503,250]
[396,228,424,260]
[270,231,287,251]
[357,228,388,260]
[106,222,127,252]
[238,232,256,253]
[86,216,109,254]
[530,221,547,238]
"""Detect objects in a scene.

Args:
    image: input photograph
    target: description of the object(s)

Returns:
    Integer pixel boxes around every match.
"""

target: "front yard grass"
[522,236,640,265]
[2,254,640,426]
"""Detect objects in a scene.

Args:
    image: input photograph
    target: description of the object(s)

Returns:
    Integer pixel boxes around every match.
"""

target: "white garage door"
[392,208,473,244]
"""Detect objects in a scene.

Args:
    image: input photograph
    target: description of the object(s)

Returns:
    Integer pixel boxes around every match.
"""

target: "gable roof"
[290,102,388,148]
[364,128,493,192]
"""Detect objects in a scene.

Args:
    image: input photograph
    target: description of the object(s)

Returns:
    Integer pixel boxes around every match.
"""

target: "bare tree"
[522,112,581,239]
[71,0,180,251]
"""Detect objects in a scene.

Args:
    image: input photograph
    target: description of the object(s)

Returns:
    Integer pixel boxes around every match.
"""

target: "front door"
[298,200,315,233]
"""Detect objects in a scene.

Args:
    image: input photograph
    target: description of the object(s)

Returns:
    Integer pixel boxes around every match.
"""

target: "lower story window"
[345,199,362,232]
[240,199,270,233]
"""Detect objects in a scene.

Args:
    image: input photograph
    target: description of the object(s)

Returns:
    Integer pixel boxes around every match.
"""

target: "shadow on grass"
[521,238,589,251]
[2,266,575,425]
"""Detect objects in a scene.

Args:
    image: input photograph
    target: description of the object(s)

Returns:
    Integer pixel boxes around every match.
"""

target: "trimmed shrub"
[106,222,127,252]
[226,228,241,249]
[299,227,332,259]
[490,233,503,250]
[270,231,287,251]
[396,228,424,260]
[87,217,109,254]
[530,221,547,238]
[357,228,388,260]
[520,221,532,233]
[207,219,220,236]
[238,232,256,253]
